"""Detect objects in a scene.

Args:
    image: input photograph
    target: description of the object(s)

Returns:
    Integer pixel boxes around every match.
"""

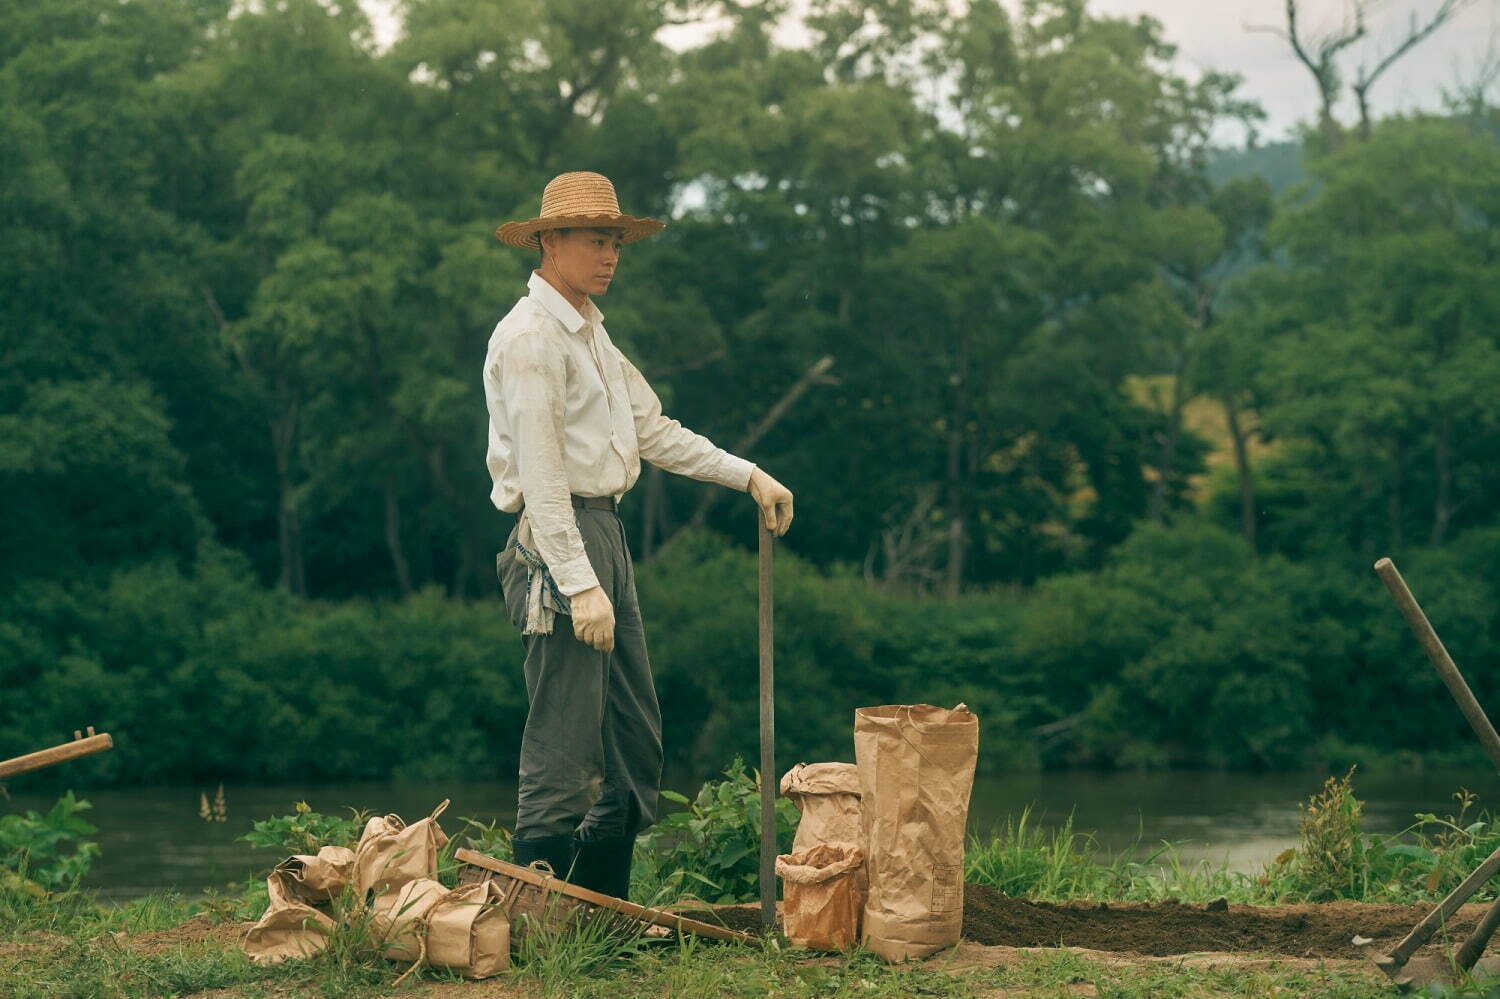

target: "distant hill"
[1206,139,1305,195]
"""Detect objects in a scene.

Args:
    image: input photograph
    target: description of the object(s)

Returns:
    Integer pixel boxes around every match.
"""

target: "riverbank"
[8,770,1500,995]
[14,766,1499,901]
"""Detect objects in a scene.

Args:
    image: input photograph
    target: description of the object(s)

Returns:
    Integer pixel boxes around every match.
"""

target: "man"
[484,171,794,900]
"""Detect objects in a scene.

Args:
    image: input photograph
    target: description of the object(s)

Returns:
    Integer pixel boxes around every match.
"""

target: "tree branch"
[1353,0,1479,135]
[673,354,837,535]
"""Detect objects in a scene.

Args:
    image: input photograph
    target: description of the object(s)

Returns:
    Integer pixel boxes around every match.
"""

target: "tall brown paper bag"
[855,703,977,962]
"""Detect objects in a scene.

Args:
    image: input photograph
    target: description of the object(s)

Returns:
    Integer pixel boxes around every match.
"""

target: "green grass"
[0,881,1448,998]
[962,776,1500,910]
[14,771,1500,996]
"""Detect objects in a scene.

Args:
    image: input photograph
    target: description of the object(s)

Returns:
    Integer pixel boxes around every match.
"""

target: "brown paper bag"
[243,900,336,964]
[243,868,338,965]
[371,877,447,963]
[855,703,977,962]
[775,842,865,951]
[354,799,450,898]
[779,763,863,853]
[425,879,511,978]
[272,845,356,904]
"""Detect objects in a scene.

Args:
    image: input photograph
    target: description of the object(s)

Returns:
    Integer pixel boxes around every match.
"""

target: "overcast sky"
[363,0,1500,145]
[1087,0,1500,142]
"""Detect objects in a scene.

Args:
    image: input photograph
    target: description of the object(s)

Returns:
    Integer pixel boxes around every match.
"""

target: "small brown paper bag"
[242,901,336,964]
[425,879,511,978]
[354,799,450,898]
[855,703,977,962]
[775,842,866,951]
[272,845,356,904]
[371,877,447,963]
[243,869,339,965]
[779,763,863,853]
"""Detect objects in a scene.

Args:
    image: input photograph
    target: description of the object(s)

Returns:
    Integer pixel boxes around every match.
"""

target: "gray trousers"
[498,507,663,841]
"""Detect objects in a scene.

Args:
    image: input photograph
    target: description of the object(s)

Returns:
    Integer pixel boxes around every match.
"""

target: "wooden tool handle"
[0,731,113,780]
[758,517,776,929]
[1375,557,1500,773]
[455,848,755,944]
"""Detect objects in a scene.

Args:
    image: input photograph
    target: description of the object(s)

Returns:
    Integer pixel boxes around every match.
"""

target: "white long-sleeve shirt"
[483,271,755,596]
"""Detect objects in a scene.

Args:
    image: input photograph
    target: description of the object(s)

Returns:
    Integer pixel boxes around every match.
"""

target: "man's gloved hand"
[749,467,794,536]
[570,585,615,652]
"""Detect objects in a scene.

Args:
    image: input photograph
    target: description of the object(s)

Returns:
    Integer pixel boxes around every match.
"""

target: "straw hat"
[495,171,665,250]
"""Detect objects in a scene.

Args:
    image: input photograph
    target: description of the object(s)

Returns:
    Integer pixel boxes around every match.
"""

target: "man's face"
[542,227,625,297]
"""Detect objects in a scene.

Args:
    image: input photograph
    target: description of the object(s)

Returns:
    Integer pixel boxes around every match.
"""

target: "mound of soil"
[695,904,771,937]
[961,885,1485,959]
[707,886,1491,960]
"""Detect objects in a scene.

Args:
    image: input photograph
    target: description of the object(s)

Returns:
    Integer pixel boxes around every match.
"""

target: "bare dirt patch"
[960,884,1485,960]
[705,883,1488,963]
[116,914,248,957]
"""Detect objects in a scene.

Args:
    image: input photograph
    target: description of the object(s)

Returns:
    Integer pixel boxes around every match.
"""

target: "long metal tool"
[1372,557,1500,985]
[758,516,776,929]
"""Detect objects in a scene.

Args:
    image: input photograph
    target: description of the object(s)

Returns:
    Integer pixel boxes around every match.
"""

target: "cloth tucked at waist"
[512,511,570,636]
[508,495,615,635]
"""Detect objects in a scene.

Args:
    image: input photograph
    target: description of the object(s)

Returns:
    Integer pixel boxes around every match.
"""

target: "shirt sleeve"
[617,348,756,491]
[491,331,600,596]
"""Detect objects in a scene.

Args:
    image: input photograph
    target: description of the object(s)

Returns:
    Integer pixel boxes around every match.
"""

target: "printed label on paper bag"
[930,862,961,913]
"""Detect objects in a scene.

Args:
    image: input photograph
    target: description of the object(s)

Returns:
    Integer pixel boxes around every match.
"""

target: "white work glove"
[570,586,615,652]
[749,467,794,536]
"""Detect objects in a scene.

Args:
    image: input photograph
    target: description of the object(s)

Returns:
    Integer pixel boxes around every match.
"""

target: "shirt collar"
[527,271,604,334]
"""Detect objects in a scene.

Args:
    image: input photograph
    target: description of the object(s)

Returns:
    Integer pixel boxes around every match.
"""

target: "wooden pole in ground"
[1457,894,1500,972]
[1374,557,1500,772]
[759,517,776,929]
[1372,557,1500,982]
[1377,846,1500,973]
[0,730,113,780]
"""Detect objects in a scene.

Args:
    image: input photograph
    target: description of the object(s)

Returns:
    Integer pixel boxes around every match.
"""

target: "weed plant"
[962,770,1500,909]
[963,806,1265,904]
[634,756,800,903]
[240,800,369,855]
[0,790,100,892]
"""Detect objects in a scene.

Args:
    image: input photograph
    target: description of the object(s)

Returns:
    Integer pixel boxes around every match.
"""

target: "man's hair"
[538,227,573,264]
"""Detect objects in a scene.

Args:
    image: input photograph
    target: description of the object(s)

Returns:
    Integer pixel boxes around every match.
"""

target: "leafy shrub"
[0,791,100,891]
[240,801,368,854]
[635,757,799,903]
[1288,768,1368,900]
[1372,790,1500,902]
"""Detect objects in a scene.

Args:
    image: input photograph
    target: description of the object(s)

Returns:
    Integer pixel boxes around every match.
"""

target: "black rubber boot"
[571,835,635,900]
[511,834,578,881]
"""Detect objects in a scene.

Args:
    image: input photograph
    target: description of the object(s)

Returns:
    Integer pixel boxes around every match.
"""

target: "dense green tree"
[4,0,1499,785]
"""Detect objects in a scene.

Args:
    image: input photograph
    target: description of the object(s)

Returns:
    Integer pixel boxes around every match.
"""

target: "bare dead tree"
[1351,0,1482,137]
[1246,0,1484,146]
[1246,0,1369,148]
[1440,15,1500,118]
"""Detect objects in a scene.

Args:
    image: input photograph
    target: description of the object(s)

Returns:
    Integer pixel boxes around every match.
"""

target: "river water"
[7,769,1496,900]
